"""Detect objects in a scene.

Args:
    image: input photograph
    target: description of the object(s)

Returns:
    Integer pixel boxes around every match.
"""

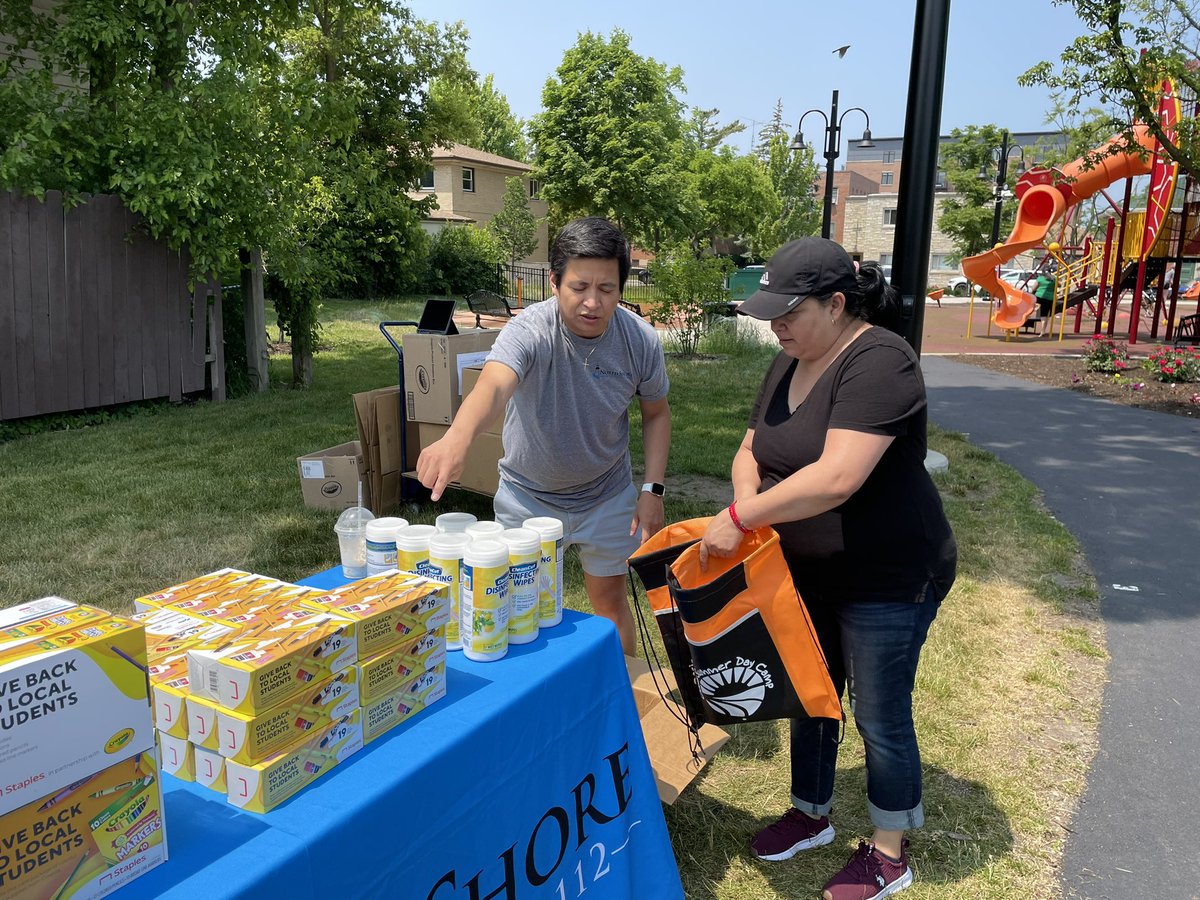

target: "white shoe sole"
[863,866,913,899]
[752,823,835,861]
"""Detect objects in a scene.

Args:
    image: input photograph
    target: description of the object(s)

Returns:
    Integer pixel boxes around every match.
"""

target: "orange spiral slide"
[962,126,1157,329]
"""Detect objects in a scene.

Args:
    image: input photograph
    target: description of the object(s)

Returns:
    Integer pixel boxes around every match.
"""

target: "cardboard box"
[355,629,447,705]
[416,423,503,497]
[0,599,112,650]
[225,711,363,813]
[134,569,321,617]
[184,694,221,751]
[352,386,420,515]
[0,751,167,900]
[215,668,359,765]
[625,656,731,805]
[158,731,195,782]
[298,571,448,661]
[296,441,368,511]
[193,746,227,793]
[402,330,499,425]
[0,615,154,817]
[362,666,447,744]
[460,364,503,436]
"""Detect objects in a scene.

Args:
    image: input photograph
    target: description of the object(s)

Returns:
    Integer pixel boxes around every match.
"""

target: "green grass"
[0,301,1106,898]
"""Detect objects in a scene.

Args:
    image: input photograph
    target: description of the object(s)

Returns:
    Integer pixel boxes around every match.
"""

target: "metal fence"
[497,262,664,307]
[0,191,223,422]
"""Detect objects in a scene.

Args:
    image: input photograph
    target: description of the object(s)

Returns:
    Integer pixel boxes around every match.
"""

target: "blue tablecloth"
[125,568,683,899]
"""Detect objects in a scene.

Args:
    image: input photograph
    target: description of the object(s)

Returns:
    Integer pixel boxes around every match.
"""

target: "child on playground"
[1035,269,1057,337]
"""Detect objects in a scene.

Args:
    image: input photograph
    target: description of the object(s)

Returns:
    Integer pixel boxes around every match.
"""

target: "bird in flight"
[833,45,851,57]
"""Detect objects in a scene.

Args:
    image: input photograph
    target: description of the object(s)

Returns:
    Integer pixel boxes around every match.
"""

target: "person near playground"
[698,237,956,900]
[416,217,671,656]
[1034,269,1057,336]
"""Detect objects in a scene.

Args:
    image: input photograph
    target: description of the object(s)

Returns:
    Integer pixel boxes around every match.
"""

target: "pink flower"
[1071,373,1081,383]
[1132,382,1145,391]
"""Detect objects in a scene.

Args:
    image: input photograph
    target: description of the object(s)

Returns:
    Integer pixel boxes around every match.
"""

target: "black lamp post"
[790,90,874,240]
[978,130,1026,249]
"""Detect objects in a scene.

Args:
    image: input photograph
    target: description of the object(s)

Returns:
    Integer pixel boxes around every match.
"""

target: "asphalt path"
[922,356,1200,900]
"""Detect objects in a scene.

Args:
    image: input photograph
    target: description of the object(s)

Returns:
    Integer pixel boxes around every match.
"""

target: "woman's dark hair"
[549,217,631,288]
[845,260,901,333]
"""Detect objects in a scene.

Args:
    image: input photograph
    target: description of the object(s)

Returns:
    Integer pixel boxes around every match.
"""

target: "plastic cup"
[334,507,375,579]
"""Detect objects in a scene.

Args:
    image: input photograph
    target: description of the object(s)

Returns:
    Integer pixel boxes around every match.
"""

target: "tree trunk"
[292,346,313,388]
[239,248,269,392]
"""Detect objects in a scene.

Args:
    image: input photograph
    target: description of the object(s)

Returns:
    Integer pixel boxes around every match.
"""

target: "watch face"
[644,482,665,497]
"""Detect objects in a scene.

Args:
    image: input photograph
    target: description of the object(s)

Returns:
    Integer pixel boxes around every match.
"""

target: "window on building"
[880,172,894,186]
[462,167,475,192]
[884,151,896,163]
[831,187,839,205]
[883,208,898,226]
[418,168,435,191]
[929,254,953,269]
[528,179,541,199]
[879,253,894,266]
[934,169,948,190]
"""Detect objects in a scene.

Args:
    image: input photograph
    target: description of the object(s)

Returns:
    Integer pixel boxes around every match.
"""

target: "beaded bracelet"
[727,501,752,535]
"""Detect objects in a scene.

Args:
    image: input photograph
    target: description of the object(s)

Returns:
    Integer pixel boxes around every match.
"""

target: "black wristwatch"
[641,482,666,498]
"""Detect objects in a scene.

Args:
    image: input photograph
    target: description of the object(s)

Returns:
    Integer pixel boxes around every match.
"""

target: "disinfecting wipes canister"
[395,523,437,576]
[500,528,541,644]
[428,533,469,651]
[435,512,478,533]
[461,539,510,662]
[365,516,408,575]
[464,520,505,541]
[523,516,564,627]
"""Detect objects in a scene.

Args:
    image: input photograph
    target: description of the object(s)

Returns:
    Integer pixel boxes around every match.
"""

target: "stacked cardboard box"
[0,598,167,898]
[134,568,449,812]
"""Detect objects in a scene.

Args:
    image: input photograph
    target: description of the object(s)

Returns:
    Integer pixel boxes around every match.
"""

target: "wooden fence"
[0,191,223,423]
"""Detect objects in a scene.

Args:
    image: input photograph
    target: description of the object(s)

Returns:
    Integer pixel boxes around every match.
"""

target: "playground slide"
[962,126,1158,329]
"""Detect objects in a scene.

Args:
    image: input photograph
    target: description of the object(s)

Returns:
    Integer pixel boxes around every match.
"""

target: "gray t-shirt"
[486,299,669,510]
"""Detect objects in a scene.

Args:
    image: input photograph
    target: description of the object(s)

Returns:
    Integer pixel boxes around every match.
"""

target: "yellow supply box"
[356,627,447,705]
[149,663,191,740]
[184,695,222,751]
[186,609,357,715]
[362,664,447,745]
[0,751,166,900]
[0,599,112,650]
[225,711,363,813]
[157,731,195,782]
[300,571,448,659]
[193,747,227,793]
[134,569,324,620]
[215,668,360,765]
[0,615,153,818]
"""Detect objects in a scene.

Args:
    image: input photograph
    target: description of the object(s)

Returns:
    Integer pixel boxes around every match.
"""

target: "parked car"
[947,268,1036,297]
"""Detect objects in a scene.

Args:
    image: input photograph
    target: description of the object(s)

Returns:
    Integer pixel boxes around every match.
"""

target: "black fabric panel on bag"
[656,614,711,727]
[670,564,749,624]
[686,610,805,724]
[628,540,699,592]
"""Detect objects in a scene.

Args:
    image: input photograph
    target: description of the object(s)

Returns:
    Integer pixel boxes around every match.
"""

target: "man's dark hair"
[549,217,631,290]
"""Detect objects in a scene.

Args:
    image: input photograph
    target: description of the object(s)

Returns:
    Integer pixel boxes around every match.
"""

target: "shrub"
[648,249,735,356]
[1142,345,1200,383]
[425,226,504,296]
[1082,336,1130,373]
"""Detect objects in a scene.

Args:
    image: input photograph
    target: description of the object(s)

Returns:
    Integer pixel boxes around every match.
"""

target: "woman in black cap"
[699,237,956,900]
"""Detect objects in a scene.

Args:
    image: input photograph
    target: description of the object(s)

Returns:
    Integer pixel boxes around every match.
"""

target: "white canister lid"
[463,538,510,569]
[499,527,541,556]
[464,521,506,540]
[522,516,564,541]
[395,523,437,552]
[436,512,478,533]
[429,532,470,559]
[365,517,408,541]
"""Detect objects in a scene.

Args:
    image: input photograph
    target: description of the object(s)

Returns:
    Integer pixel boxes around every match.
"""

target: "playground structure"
[961,79,1200,345]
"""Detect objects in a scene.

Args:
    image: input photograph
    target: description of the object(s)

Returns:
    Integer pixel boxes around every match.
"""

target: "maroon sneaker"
[750,808,835,861]
[822,840,913,900]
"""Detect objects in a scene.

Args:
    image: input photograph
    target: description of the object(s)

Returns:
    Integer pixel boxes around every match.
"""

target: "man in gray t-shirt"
[416,218,671,655]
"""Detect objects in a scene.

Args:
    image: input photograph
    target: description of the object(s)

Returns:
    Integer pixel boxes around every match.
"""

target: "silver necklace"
[559,316,611,370]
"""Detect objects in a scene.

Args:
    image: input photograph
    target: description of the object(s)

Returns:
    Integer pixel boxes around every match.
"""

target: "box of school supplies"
[362,663,447,745]
[299,571,448,659]
[355,627,447,705]
[0,614,153,817]
[0,750,167,899]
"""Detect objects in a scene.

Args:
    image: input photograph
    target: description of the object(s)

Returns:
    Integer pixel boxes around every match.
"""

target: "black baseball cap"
[737,238,859,320]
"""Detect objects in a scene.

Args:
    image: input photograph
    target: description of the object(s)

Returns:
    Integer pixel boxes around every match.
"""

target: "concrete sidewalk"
[921,357,1200,900]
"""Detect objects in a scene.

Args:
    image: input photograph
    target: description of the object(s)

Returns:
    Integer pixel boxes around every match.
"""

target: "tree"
[754,99,790,162]
[757,131,821,256]
[681,147,778,257]
[430,72,529,161]
[529,29,687,243]
[648,246,734,356]
[686,107,745,153]
[936,125,1021,261]
[488,177,540,265]
[1020,0,1200,177]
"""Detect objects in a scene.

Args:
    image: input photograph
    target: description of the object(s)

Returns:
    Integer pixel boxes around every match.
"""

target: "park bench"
[465,290,516,328]
[1174,313,1199,345]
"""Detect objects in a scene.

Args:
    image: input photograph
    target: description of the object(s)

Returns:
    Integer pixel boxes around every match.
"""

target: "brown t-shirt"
[748,327,956,603]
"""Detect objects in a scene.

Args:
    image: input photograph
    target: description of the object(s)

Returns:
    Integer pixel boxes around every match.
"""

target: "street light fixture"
[976,130,1026,249]
[790,89,874,240]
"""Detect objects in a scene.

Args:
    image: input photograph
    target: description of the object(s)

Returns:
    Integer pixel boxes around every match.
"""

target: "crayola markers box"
[0,615,153,817]
[225,711,363,813]
[187,609,357,715]
[0,599,113,652]
[215,668,360,765]
[356,626,448,705]
[362,665,447,745]
[157,731,195,782]
[0,751,167,900]
[193,747,227,793]
[300,571,448,658]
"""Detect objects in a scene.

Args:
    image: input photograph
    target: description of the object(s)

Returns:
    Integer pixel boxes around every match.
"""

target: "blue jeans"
[789,584,942,831]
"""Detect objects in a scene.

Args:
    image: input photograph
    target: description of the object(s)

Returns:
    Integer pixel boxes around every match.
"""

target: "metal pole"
[822,90,839,240]
[892,0,952,353]
[989,131,1009,249]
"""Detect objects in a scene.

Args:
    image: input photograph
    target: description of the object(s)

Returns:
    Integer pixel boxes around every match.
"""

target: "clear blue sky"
[404,0,1089,151]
